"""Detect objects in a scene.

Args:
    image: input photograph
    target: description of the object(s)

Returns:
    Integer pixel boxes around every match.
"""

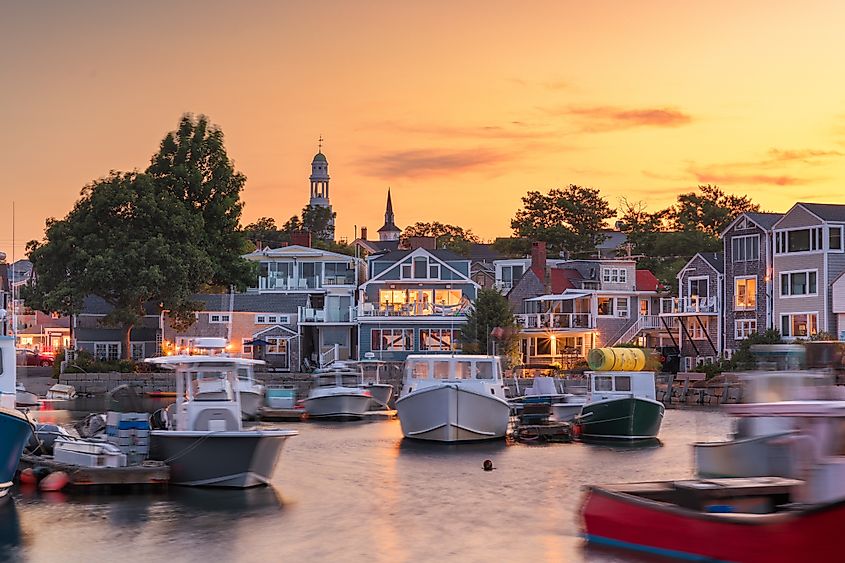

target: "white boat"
[0,337,34,501]
[53,437,127,468]
[396,355,510,442]
[189,338,264,419]
[15,382,38,407]
[45,384,77,400]
[145,355,297,488]
[357,355,393,409]
[303,370,372,419]
[511,376,588,422]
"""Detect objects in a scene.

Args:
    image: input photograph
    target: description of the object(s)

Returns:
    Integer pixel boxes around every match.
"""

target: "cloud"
[681,147,841,187]
[764,148,843,164]
[688,169,808,186]
[368,120,557,141]
[357,148,515,180]
[553,105,693,132]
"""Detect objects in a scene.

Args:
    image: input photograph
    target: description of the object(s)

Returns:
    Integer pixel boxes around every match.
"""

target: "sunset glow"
[3,0,845,249]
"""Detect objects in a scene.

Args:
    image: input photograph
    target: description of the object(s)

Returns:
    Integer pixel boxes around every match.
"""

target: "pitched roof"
[635,270,660,292]
[371,248,467,263]
[698,252,724,274]
[81,296,161,316]
[798,203,845,222]
[194,293,307,313]
[744,212,784,230]
[550,268,583,293]
[597,230,628,250]
[466,243,503,263]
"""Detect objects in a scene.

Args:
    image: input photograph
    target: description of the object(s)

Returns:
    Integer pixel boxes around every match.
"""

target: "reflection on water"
[11,408,730,562]
[0,500,21,561]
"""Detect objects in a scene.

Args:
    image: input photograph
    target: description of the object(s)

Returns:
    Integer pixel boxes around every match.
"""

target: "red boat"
[582,400,845,562]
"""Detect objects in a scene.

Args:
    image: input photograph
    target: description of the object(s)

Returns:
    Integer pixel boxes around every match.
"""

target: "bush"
[63,350,151,374]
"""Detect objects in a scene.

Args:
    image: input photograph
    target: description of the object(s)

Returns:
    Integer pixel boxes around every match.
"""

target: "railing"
[323,275,355,286]
[660,296,718,314]
[298,306,357,323]
[358,303,469,318]
[320,344,339,367]
[515,312,594,330]
[257,276,323,290]
[493,281,514,293]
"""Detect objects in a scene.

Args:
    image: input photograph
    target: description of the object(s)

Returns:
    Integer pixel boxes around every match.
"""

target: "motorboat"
[0,337,34,501]
[581,400,845,562]
[396,355,510,442]
[189,338,264,419]
[694,370,837,478]
[146,355,297,488]
[510,376,588,422]
[15,382,38,407]
[575,370,664,442]
[45,384,76,401]
[357,354,393,409]
[303,369,372,419]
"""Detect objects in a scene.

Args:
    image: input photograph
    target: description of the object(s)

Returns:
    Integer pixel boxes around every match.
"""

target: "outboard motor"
[25,424,72,456]
[150,408,168,430]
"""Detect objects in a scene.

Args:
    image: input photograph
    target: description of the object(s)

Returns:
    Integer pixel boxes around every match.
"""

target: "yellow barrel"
[587,347,646,371]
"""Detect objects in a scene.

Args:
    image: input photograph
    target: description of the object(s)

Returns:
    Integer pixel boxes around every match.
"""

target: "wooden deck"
[19,454,169,488]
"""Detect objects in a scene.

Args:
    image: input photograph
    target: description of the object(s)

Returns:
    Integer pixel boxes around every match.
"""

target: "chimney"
[531,241,547,279]
[360,226,368,241]
[290,230,312,248]
[408,236,436,251]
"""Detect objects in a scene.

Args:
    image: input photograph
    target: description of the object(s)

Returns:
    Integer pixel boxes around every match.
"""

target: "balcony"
[358,302,469,318]
[660,296,719,315]
[515,312,594,330]
[257,276,322,291]
[298,306,357,324]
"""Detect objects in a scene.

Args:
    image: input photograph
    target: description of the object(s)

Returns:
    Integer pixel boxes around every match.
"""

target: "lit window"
[781,313,818,338]
[734,277,757,310]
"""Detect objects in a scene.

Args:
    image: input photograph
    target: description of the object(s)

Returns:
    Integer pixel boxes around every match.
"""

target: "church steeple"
[377,188,401,241]
[308,136,335,241]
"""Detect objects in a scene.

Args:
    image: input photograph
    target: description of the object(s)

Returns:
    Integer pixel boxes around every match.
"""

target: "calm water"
[3,406,730,563]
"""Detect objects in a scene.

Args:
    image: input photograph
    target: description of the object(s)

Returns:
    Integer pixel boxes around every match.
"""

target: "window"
[266,337,288,355]
[420,329,457,351]
[615,376,631,391]
[401,257,443,280]
[689,278,709,299]
[831,226,843,251]
[414,258,427,278]
[598,296,627,317]
[615,297,629,318]
[594,376,613,391]
[731,235,760,262]
[476,362,494,379]
[500,265,524,286]
[209,314,231,323]
[242,338,253,356]
[775,227,824,254]
[781,313,818,338]
[371,329,413,351]
[94,343,120,361]
[601,268,628,284]
[735,319,757,340]
[597,297,613,316]
[734,277,757,310]
[324,262,355,285]
[780,270,817,297]
[429,264,441,279]
[131,343,145,360]
[401,264,412,279]
[255,314,290,324]
[690,318,709,340]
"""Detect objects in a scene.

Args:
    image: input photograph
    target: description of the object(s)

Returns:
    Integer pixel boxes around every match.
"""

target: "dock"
[258,408,397,422]
[19,454,169,489]
[511,421,573,443]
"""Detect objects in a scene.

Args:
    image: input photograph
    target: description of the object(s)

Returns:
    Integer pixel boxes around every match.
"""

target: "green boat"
[577,371,664,442]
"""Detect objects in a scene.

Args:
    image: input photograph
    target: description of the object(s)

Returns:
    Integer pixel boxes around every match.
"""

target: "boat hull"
[396,384,510,442]
[149,430,294,488]
[582,485,845,563]
[303,393,372,419]
[363,383,393,409]
[578,397,664,441]
[0,408,32,501]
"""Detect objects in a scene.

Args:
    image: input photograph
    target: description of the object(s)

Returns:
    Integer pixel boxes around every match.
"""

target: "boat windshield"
[615,376,631,391]
[340,373,359,387]
[475,361,494,380]
[594,376,613,391]
[316,374,339,387]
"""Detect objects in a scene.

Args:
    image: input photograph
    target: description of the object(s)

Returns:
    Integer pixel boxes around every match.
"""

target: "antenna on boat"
[10,201,15,340]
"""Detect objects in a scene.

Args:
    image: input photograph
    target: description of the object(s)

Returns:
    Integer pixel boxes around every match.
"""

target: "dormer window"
[601,267,627,284]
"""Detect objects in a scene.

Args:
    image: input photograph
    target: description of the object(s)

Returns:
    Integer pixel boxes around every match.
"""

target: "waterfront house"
[660,252,724,371]
[721,212,782,354]
[357,245,478,361]
[242,242,363,368]
[772,203,845,339]
[74,296,161,360]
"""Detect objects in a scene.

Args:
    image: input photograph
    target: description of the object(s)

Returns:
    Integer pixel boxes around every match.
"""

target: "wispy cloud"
[551,105,694,132]
[357,148,515,180]
[367,120,558,141]
[682,146,841,187]
[764,148,843,164]
[689,170,807,186]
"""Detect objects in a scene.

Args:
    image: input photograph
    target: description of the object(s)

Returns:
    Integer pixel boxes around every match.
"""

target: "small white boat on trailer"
[146,355,297,488]
[303,369,372,420]
[396,355,510,442]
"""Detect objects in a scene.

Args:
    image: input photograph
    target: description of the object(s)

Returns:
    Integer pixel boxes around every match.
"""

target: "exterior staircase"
[607,315,664,347]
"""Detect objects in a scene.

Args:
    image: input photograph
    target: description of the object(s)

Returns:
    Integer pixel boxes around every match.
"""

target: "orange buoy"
[19,468,37,486]
[39,471,70,492]
[572,423,582,440]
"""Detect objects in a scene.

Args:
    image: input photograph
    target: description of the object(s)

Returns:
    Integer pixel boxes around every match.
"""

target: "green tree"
[23,173,214,359]
[511,185,614,256]
[492,237,532,258]
[667,184,760,237]
[147,114,254,290]
[402,221,481,255]
[243,217,290,248]
[301,205,336,241]
[460,289,520,365]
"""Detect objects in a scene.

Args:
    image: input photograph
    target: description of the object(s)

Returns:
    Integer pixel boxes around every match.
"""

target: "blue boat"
[0,337,33,501]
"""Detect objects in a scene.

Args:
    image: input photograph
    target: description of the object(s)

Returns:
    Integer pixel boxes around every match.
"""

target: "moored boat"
[15,383,37,407]
[189,338,264,419]
[146,355,296,488]
[357,354,393,409]
[576,369,664,442]
[303,369,372,420]
[0,337,33,501]
[396,355,510,442]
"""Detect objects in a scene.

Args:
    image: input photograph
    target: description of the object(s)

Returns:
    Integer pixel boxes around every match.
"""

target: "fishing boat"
[510,376,588,422]
[0,337,34,501]
[146,355,297,488]
[189,338,264,419]
[357,354,393,409]
[396,355,510,442]
[303,368,372,420]
[574,348,663,442]
[581,400,845,563]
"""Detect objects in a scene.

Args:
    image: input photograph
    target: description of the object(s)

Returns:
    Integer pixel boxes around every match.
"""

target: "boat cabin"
[313,371,360,389]
[0,337,16,410]
[404,354,503,382]
[587,370,656,402]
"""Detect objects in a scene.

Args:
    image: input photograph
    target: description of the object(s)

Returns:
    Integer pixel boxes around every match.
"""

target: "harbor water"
[4,405,730,563]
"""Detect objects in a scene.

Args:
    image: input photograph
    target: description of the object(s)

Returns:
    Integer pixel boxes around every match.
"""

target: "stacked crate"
[106,412,151,466]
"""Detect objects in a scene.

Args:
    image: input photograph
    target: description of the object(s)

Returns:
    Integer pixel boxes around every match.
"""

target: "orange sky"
[3,0,845,256]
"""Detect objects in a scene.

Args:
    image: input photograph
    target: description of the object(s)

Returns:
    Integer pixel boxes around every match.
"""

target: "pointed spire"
[385,187,394,221]
[378,187,401,241]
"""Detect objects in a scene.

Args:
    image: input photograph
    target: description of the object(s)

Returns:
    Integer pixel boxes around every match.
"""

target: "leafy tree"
[301,205,335,241]
[402,221,481,255]
[23,173,214,359]
[460,289,520,365]
[492,237,532,258]
[511,185,614,256]
[243,217,290,248]
[667,184,760,237]
[146,114,254,290]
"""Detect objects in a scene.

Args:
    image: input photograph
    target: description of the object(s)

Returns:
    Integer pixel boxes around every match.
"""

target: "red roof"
[636,269,660,292]
[550,268,583,294]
